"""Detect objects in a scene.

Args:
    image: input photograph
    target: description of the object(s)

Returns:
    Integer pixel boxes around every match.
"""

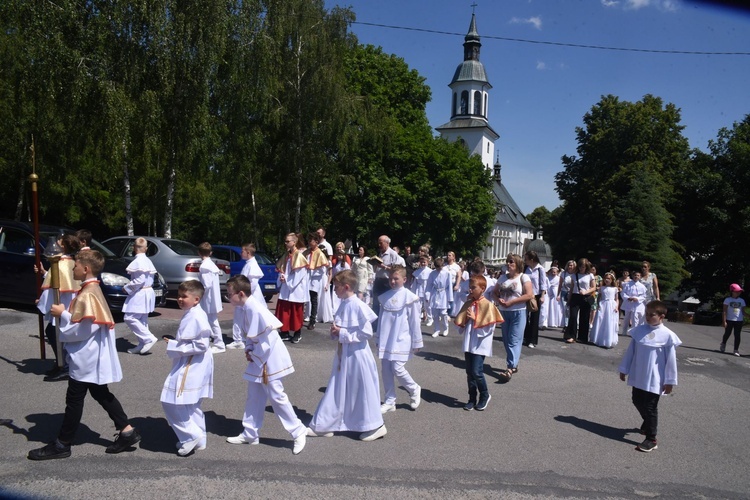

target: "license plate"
[154,289,163,297]
[264,284,275,290]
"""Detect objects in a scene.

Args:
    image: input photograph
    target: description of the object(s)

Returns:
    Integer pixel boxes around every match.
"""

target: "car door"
[0,226,38,304]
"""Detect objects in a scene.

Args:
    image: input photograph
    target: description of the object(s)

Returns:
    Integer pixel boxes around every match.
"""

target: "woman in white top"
[445,251,462,316]
[351,246,374,303]
[640,261,660,303]
[491,253,533,381]
[563,258,596,344]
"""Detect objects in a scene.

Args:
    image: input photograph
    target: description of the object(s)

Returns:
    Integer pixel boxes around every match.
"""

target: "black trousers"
[722,320,742,351]
[308,291,318,324]
[524,294,542,344]
[632,387,660,441]
[58,378,130,444]
[565,293,591,342]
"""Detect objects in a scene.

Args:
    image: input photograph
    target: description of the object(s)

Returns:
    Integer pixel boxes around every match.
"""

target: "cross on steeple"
[471,2,478,14]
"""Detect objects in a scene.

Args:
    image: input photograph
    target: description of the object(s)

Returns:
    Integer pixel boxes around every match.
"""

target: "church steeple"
[464,14,481,62]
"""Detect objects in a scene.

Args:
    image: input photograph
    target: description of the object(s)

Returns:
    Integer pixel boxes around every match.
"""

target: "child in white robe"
[455,275,504,411]
[227,243,267,350]
[427,257,454,338]
[198,242,226,353]
[161,280,214,456]
[28,250,140,460]
[589,272,620,348]
[307,270,386,441]
[411,256,432,325]
[123,237,158,355]
[224,275,306,454]
[619,300,681,452]
[375,266,423,413]
[620,270,647,336]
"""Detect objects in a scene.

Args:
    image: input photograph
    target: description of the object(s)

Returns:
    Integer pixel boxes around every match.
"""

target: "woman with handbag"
[563,258,596,344]
[492,254,534,381]
[523,251,548,349]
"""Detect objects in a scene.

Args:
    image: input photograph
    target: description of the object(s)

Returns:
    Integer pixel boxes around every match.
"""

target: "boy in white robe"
[227,243,267,350]
[123,237,158,354]
[307,270,386,441]
[620,270,648,336]
[28,250,141,460]
[411,256,432,325]
[427,257,454,338]
[455,275,504,411]
[619,300,681,452]
[198,242,226,353]
[304,232,331,330]
[224,276,306,454]
[376,266,423,413]
[161,280,214,456]
[275,233,309,344]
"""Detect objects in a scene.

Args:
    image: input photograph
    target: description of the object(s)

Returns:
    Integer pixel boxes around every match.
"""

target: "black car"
[0,220,167,312]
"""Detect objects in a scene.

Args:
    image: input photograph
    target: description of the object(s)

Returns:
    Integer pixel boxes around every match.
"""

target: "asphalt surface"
[1,299,749,499]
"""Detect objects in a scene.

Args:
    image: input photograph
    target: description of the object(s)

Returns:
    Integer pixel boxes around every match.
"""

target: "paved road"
[1,301,749,499]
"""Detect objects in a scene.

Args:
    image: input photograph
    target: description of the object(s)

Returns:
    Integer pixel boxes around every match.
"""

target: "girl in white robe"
[589,272,620,348]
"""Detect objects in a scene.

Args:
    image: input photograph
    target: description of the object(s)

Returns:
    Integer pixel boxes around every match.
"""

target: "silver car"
[101,236,230,298]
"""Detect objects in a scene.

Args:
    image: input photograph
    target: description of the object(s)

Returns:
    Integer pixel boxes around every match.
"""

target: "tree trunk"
[163,149,176,238]
[122,141,134,236]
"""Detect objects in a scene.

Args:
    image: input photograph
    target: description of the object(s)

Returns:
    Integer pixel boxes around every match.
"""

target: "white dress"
[545,275,563,328]
[309,296,383,433]
[589,286,619,348]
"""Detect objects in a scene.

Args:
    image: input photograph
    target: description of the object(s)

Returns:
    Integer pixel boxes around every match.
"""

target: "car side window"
[0,227,35,255]
[146,242,158,257]
[103,238,129,257]
[212,248,229,261]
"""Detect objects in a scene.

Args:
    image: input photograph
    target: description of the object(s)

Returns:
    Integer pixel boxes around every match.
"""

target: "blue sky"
[324,0,750,214]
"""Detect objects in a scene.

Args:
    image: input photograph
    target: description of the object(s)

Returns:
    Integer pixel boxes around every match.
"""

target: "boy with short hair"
[224,275,307,454]
[307,270,386,441]
[75,229,92,250]
[275,233,309,344]
[123,237,159,354]
[411,256,432,325]
[618,300,681,452]
[376,265,423,413]
[455,275,504,411]
[226,242,267,350]
[198,242,226,354]
[427,257,454,337]
[161,280,214,456]
[304,231,331,330]
[620,270,647,336]
[28,250,141,460]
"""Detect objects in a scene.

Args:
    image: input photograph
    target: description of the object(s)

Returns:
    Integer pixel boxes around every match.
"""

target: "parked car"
[211,245,279,301]
[101,236,230,298]
[0,220,167,312]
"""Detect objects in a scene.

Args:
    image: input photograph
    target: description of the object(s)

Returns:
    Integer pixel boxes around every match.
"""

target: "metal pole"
[28,138,46,360]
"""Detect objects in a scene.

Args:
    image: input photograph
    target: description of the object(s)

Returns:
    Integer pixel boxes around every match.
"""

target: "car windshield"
[255,252,274,265]
[162,239,199,256]
[39,230,115,258]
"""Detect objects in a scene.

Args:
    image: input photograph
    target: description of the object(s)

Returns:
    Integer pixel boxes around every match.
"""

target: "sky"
[323,0,750,214]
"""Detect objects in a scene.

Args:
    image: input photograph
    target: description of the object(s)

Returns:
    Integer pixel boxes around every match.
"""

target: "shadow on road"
[554,415,640,445]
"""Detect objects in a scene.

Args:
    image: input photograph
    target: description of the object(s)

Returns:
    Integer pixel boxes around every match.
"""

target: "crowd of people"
[28,227,740,460]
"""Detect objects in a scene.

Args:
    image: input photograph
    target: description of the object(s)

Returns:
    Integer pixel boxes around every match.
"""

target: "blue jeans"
[501,309,526,369]
[464,352,488,401]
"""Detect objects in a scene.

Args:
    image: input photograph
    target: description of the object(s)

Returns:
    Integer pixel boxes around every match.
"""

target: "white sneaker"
[425,319,434,326]
[734,351,741,357]
[410,385,421,410]
[127,344,143,354]
[441,330,448,337]
[528,343,536,349]
[226,434,259,445]
[380,403,396,414]
[305,427,333,438]
[177,437,206,451]
[210,345,226,354]
[177,437,202,456]
[139,340,156,355]
[226,340,245,349]
[292,433,306,455]
[359,425,387,442]
[431,331,439,338]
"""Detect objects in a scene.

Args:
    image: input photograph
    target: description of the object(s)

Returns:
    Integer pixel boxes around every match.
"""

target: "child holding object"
[224,275,306,454]
[307,270,386,441]
[618,300,681,453]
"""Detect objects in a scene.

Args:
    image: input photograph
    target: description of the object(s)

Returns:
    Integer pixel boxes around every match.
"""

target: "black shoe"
[290,331,301,344]
[280,332,290,341]
[45,365,61,377]
[475,394,492,411]
[105,428,141,454]
[28,440,71,461]
[636,438,658,452]
[44,369,69,382]
[463,401,476,411]
[307,321,316,330]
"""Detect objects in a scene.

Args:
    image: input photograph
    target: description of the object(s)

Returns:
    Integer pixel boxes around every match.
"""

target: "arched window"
[452,93,457,117]
[460,91,468,115]
[484,94,489,117]
[473,91,481,115]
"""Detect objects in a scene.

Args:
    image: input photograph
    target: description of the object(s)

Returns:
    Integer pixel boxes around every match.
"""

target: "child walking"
[306,270,386,441]
[411,256,432,325]
[28,250,141,460]
[721,283,745,356]
[224,275,307,454]
[455,275,504,411]
[123,237,159,355]
[161,280,214,456]
[427,257,453,337]
[375,266,423,413]
[589,272,619,348]
[619,270,647,336]
[198,242,226,354]
[618,300,681,452]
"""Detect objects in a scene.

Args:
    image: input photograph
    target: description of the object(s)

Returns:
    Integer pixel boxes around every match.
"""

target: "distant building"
[436,13,534,265]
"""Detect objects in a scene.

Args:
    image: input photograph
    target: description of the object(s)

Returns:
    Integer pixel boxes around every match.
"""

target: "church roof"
[435,118,500,140]
[492,180,534,229]
[450,59,490,85]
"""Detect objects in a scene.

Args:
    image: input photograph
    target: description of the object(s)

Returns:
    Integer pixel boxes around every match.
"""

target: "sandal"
[499,369,513,381]
[565,338,575,344]
[511,367,518,374]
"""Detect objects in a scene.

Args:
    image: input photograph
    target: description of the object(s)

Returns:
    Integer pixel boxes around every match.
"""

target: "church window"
[473,91,481,115]
[460,91,468,115]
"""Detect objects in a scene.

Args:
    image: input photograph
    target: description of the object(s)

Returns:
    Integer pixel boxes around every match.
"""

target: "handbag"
[527,296,539,312]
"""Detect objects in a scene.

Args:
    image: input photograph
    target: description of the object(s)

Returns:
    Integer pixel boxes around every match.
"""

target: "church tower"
[435,13,499,170]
